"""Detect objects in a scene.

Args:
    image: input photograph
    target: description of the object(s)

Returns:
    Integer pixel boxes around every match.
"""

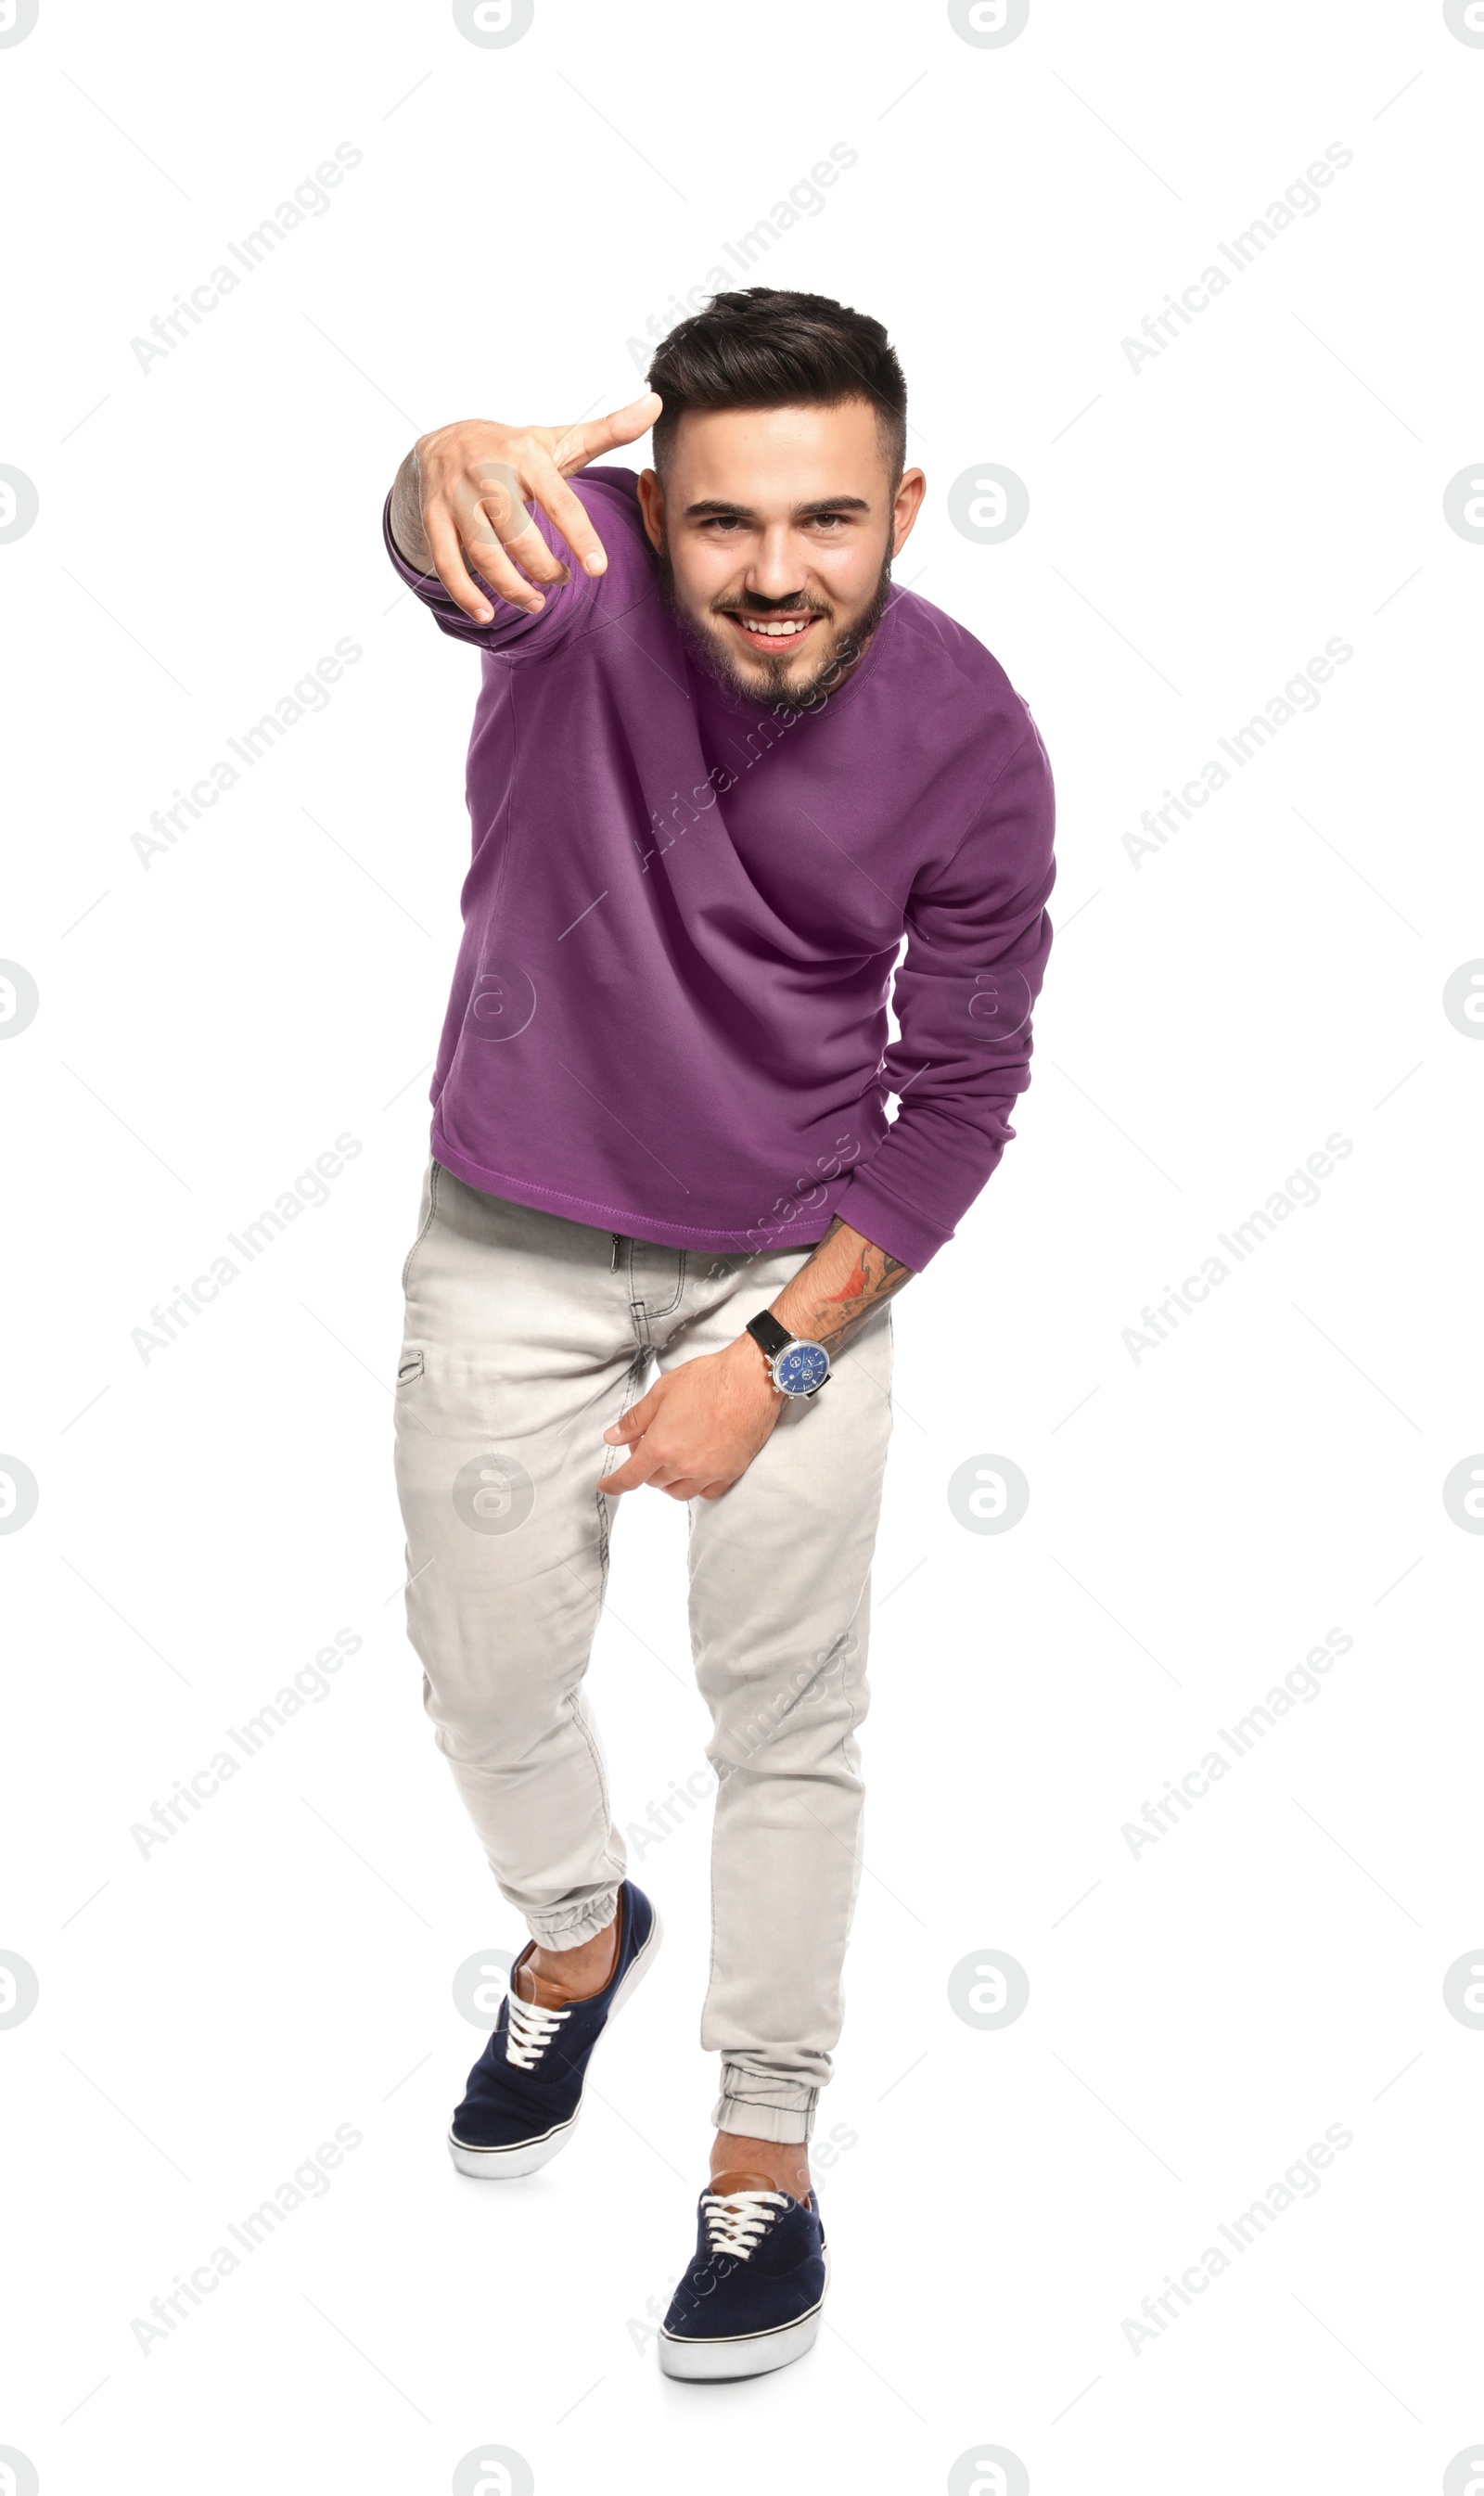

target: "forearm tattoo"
[793,1217,914,1360]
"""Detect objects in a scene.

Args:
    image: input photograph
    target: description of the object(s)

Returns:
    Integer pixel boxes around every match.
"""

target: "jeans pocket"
[397,1348,426,1388]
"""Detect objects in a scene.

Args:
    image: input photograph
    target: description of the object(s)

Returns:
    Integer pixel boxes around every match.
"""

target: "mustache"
[712,592,832,618]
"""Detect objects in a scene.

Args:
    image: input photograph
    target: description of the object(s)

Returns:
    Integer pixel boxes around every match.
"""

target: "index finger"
[552,391,662,477]
[598,1448,659,1497]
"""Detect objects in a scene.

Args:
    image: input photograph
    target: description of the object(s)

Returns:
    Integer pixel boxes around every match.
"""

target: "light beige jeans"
[392,1160,894,2144]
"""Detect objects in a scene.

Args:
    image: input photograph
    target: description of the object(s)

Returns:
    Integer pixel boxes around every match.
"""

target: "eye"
[810,513,849,530]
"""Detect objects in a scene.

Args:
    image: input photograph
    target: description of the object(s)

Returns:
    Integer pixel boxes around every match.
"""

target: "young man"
[385,289,1055,2379]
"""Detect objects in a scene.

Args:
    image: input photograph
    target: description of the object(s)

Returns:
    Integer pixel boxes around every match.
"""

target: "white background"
[3,2,1482,2490]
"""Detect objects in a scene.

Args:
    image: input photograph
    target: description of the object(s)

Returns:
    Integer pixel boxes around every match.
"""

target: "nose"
[744,525,809,605]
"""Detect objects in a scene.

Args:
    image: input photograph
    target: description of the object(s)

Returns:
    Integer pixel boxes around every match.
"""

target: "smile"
[724,613,822,647]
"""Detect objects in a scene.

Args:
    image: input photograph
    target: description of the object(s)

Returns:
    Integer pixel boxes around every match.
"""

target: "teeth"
[737,618,812,637]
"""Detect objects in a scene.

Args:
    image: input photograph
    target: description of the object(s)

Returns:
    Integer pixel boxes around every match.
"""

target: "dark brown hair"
[647,288,907,480]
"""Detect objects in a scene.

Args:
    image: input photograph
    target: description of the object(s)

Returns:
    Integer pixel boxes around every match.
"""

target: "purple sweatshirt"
[384,469,1055,1273]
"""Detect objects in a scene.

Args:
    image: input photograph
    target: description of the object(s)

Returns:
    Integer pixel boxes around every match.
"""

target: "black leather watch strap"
[746,1310,793,1361]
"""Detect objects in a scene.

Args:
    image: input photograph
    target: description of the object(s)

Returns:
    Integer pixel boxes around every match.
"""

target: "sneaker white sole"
[447,1904,664,2181]
[658,2252,829,2382]
[448,2107,581,2179]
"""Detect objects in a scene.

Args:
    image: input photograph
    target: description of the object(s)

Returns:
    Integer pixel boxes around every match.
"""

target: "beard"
[658,540,895,712]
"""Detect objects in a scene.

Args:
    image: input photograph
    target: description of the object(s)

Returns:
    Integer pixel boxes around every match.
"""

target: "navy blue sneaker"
[659,2182,828,2379]
[448,1882,661,2178]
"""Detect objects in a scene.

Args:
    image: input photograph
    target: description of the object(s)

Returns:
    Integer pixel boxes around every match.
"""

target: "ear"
[890,467,927,558]
[636,468,665,553]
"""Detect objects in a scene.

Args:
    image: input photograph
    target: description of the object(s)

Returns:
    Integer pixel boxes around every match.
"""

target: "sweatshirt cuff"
[833,1166,955,1274]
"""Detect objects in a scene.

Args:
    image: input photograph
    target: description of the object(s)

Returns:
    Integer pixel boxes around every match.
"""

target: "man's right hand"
[389,394,662,624]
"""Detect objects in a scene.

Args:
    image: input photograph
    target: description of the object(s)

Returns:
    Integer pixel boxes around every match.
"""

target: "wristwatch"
[745,1309,831,1399]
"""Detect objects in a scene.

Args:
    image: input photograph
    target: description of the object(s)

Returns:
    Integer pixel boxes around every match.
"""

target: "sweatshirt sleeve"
[834,718,1055,1272]
[380,468,647,659]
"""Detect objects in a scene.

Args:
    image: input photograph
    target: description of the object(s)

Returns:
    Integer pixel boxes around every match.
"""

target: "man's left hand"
[599,1337,782,1503]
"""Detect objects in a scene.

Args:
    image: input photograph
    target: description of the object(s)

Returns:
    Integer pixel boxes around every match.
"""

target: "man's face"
[637,400,925,710]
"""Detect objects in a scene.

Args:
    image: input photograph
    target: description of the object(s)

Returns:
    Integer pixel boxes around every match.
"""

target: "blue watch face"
[775,1339,829,1397]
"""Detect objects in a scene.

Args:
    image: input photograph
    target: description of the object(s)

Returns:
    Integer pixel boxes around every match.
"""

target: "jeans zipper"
[610,1232,621,1272]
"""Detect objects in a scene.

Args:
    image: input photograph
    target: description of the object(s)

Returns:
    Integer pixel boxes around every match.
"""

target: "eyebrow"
[682,496,874,519]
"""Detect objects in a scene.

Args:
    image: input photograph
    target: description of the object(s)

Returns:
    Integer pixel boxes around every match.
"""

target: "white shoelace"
[505,1988,571,2070]
[700,2189,790,2259]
